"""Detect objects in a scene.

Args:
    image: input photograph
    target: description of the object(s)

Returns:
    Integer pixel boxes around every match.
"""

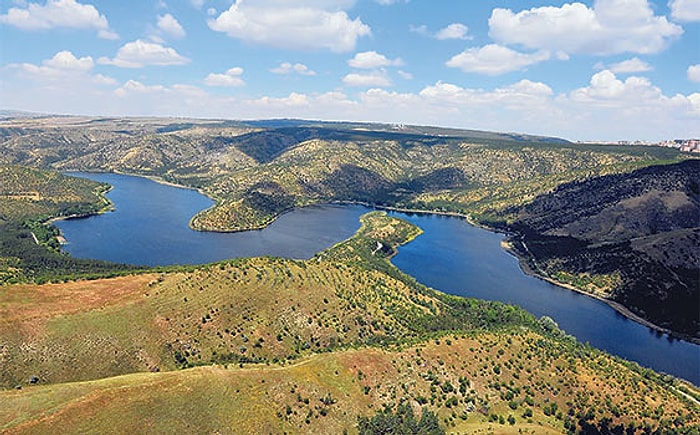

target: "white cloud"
[204,67,245,87]
[157,13,185,38]
[489,0,683,55]
[688,65,700,83]
[115,80,168,97]
[208,1,370,52]
[411,23,471,40]
[3,56,697,142]
[342,71,391,87]
[92,73,117,86]
[435,23,470,40]
[446,44,550,75]
[270,62,316,76]
[190,0,205,8]
[409,24,428,36]
[375,0,407,4]
[670,0,700,22]
[43,50,93,71]
[571,70,659,102]
[348,51,403,69]
[0,0,118,39]
[10,50,111,83]
[397,70,413,80]
[606,57,652,74]
[98,40,190,68]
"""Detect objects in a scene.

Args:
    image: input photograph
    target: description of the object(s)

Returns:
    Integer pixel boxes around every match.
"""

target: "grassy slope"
[4,335,699,434]
[0,213,531,387]
[1,212,699,434]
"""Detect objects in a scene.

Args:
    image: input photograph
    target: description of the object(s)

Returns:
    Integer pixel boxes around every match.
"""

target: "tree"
[357,403,445,435]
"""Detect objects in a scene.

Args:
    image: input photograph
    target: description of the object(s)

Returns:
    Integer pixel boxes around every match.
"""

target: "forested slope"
[496,160,700,340]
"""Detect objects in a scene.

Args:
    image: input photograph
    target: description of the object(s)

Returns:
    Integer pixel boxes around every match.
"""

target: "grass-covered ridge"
[1,211,699,433]
[0,212,537,387]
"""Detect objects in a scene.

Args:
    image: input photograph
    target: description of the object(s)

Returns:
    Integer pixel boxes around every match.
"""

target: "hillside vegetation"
[0,165,140,284]
[0,115,695,346]
[2,212,699,434]
[0,115,683,232]
[489,160,700,341]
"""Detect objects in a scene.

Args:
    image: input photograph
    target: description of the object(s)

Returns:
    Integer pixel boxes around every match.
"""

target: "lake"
[56,172,700,384]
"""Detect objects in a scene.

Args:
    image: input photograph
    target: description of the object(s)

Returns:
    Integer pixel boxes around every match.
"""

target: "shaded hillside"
[0,115,685,232]
[0,165,139,284]
[192,138,672,231]
[2,212,699,434]
[498,160,700,340]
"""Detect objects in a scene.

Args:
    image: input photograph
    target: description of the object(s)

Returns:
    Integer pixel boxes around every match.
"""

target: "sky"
[1,0,699,141]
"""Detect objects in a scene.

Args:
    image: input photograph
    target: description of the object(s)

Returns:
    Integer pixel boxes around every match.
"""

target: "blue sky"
[1,0,698,141]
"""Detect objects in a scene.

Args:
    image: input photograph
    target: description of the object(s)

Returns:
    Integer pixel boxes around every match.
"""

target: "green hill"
[1,212,698,434]
[493,160,700,341]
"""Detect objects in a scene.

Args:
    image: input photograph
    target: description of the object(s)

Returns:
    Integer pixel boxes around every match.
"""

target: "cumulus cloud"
[43,50,94,71]
[208,0,370,52]
[489,0,682,55]
[446,44,550,75]
[203,67,245,87]
[98,40,190,68]
[570,70,671,108]
[605,57,653,74]
[342,71,391,87]
[115,80,168,97]
[4,50,116,114]
[0,0,118,39]
[670,0,700,22]
[435,23,470,40]
[348,51,403,69]
[157,13,185,38]
[8,50,116,85]
[270,62,316,76]
[688,65,700,83]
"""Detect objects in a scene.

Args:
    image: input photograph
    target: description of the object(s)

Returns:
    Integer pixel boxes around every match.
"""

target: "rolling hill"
[0,114,695,345]
[1,211,698,434]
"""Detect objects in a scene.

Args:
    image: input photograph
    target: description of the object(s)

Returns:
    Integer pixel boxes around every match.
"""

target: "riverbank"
[335,201,700,346]
[500,237,700,346]
[56,171,700,347]
[46,182,114,226]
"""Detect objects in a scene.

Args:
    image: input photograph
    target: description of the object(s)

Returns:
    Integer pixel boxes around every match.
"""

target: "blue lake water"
[56,172,700,385]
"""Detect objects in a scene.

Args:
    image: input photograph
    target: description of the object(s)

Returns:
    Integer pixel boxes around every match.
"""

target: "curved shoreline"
[499,239,700,345]
[56,171,699,346]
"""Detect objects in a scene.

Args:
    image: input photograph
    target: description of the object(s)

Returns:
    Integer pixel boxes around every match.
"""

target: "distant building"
[577,138,700,152]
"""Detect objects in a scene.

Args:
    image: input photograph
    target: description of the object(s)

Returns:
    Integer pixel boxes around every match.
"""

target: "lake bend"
[56,172,700,385]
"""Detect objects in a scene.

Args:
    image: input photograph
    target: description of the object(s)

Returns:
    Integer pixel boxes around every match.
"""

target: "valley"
[2,211,698,434]
[0,114,698,433]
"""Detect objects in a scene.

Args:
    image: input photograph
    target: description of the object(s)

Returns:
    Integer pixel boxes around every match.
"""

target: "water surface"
[56,172,700,384]
[389,212,700,385]
[57,173,369,265]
